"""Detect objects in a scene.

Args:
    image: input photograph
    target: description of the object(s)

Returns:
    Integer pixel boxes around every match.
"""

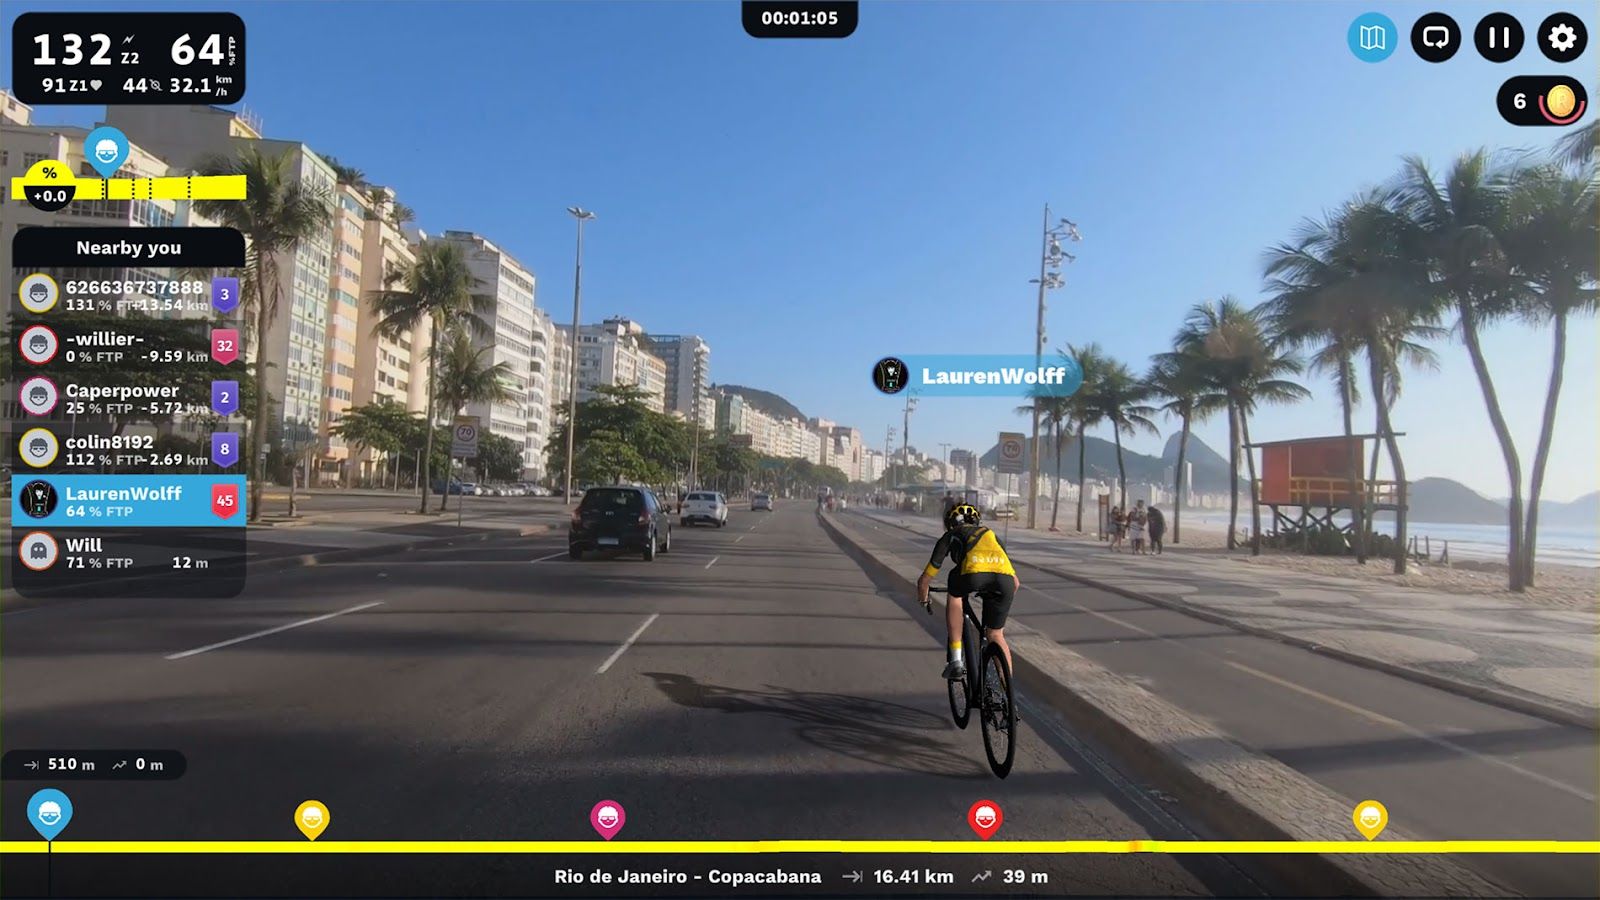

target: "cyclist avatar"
[917,503,1019,681]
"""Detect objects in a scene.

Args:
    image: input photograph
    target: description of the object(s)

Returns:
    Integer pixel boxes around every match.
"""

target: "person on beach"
[1109,506,1125,552]
[1130,500,1148,554]
[1147,505,1166,554]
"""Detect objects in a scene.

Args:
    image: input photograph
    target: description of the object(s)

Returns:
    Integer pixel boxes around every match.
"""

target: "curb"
[818,510,1511,899]
[865,513,1595,732]
[0,525,550,610]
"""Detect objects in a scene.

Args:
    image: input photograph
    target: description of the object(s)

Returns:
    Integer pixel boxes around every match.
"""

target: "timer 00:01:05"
[760,10,839,26]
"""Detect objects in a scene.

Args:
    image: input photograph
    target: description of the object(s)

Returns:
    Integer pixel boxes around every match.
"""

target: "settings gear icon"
[1548,22,1579,53]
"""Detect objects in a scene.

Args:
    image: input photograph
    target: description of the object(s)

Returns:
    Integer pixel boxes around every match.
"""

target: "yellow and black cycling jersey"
[923,524,1015,578]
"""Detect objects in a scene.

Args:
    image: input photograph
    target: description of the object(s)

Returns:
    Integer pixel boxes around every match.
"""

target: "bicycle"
[927,585,1016,778]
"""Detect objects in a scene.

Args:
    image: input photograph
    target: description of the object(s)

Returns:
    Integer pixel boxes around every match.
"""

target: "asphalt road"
[1,503,1264,898]
[846,512,1600,898]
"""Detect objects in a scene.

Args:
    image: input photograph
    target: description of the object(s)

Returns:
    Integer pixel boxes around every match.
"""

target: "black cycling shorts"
[949,571,1015,630]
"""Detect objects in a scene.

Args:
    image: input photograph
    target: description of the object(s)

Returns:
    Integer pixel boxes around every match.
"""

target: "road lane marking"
[1221,660,1596,802]
[596,613,660,674]
[704,556,720,570]
[530,550,568,563]
[165,602,385,660]
[735,536,744,543]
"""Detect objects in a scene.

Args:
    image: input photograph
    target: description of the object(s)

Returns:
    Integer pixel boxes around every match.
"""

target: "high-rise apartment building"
[646,334,713,429]
[108,105,337,461]
[557,318,669,413]
[432,231,539,474]
[526,307,557,480]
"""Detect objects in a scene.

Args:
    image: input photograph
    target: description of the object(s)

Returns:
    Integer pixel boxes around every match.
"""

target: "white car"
[750,492,773,511]
[680,491,728,527]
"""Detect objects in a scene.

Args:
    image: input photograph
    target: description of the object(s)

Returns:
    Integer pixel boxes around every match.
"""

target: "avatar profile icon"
[18,532,59,571]
[872,356,909,395]
[20,325,59,365]
[19,481,59,519]
[20,376,59,416]
[18,274,59,314]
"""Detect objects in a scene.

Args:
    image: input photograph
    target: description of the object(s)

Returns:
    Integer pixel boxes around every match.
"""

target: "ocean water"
[1178,510,1599,568]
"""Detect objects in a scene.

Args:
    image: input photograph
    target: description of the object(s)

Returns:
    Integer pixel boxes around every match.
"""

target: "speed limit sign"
[451,416,480,459]
[997,431,1025,474]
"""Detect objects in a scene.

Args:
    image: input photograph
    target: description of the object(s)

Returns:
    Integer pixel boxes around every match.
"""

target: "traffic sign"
[997,432,1025,474]
[451,416,480,459]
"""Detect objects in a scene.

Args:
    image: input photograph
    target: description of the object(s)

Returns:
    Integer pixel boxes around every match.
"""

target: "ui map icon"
[295,800,329,841]
[211,329,240,365]
[27,788,73,840]
[211,380,240,416]
[211,432,240,468]
[211,277,240,315]
[84,126,130,179]
[590,800,626,840]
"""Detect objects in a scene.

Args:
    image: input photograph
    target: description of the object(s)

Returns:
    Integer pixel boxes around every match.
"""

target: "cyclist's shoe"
[942,660,967,681]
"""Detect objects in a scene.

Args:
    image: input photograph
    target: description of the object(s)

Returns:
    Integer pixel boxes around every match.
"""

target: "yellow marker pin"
[1353,800,1388,840]
[295,801,329,841]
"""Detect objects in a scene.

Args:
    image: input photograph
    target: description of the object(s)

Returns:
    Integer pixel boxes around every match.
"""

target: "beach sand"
[1089,519,1599,612]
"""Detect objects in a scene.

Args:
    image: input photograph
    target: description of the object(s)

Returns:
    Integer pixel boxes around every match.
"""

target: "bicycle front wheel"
[978,643,1016,778]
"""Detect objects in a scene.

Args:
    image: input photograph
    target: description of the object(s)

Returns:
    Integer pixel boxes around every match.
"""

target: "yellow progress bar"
[0,841,1594,854]
[11,159,247,201]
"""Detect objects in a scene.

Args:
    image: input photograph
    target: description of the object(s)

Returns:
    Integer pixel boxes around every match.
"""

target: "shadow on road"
[643,672,988,779]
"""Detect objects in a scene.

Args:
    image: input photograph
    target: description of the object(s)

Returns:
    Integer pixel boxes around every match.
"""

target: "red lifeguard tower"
[1251,434,1404,547]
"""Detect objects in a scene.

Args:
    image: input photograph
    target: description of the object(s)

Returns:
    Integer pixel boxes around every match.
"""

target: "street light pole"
[563,206,595,506]
[1026,204,1080,530]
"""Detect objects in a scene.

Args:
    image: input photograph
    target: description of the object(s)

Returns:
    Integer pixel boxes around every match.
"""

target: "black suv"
[569,486,673,560]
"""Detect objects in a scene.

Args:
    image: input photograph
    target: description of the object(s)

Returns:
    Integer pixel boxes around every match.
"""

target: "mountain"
[1394,477,1505,524]
[1537,491,1598,527]
[979,433,1234,493]
[713,384,805,422]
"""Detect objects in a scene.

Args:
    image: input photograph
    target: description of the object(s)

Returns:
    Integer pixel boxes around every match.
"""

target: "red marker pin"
[967,800,1002,840]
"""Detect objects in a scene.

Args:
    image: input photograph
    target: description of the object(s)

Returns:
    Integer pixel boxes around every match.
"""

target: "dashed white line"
[704,556,720,570]
[596,613,660,674]
[165,601,384,660]
[735,536,745,544]
[530,550,568,563]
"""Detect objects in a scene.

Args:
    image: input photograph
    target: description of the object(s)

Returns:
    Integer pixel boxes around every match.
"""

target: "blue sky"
[5,1,1595,500]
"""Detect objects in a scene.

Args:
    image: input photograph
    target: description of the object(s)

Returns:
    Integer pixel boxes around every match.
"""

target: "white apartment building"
[558,317,669,413]
[526,306,557,480]
[862,448,887,484]
[433,231,538,473]
[350,187,432,486]
[107,104,337,460]
[647,333,714,429]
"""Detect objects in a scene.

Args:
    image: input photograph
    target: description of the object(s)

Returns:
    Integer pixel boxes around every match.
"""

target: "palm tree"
[1556,119,1598,167]
[1064,344,1109,532]
[1503,164,1598,585]
[368,242,491,513]
[432,331,517,510]
[388,202,416,229]
[1086,358,1159,509]
[1144,348,1223,545]
[1017,389,1074,531]
[1393,151,1531,587]
[194,145,333,522]
[322,154,367,188]
[1177,298,1310,554]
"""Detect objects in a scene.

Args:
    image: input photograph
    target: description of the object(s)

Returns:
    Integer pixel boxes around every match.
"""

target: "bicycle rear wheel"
[978,643,1016,778]
[946,614,979,729]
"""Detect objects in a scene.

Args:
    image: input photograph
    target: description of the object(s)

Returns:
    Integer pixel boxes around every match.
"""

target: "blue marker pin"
[84,126,130,179]
[27,788,72,841]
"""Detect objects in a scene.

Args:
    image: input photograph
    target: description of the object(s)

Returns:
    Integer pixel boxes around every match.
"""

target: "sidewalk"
[855,508,1597,728]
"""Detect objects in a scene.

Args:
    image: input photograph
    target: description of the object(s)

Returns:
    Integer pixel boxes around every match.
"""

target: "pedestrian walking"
[1148,505,1166,554]
[1130,500,1148,555]
[1109,506,1125,552]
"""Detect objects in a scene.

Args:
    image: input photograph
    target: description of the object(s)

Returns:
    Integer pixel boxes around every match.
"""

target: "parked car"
[680,491,729,527]
[569,486,672,560]
[750,492,773,511]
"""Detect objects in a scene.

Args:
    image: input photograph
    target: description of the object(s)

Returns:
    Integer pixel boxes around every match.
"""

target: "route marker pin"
[968,799,1002,840]
[1353,800,1388,840]
[590,800,625,840]
[84,125,129,179]
[211,380,239,416]
[295,800,329,840]
[210,329,239,365]
[27,788,73,841]
[211,432,239,468]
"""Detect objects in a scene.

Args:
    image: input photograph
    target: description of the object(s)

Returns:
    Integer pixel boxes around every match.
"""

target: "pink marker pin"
[590,800,625,841]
